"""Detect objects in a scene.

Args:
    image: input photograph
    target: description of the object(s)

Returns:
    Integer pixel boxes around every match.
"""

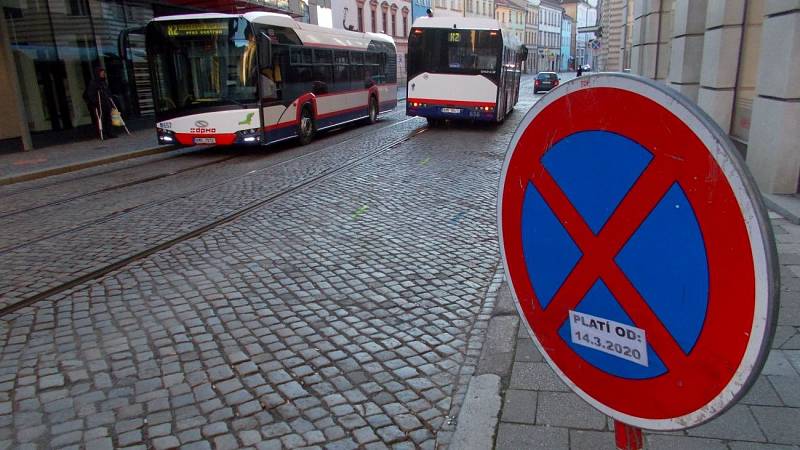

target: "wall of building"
[629,0,800,195]
[431,0,463,17]
[598,0,630,71]
[465,0,495,17]
[524,2,539,72]
[560,17,572,71]
[538,2,561,70]
[0,19,23,142]
[496,0,527,44]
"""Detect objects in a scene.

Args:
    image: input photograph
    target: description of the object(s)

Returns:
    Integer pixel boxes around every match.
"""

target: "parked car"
[534,72,560,94]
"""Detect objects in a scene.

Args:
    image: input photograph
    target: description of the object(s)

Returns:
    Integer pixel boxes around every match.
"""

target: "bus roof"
[410,16,502,30]
[152,12,396,50]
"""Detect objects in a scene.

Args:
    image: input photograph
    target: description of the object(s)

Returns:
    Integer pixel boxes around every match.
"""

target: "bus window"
[313,49,332,64]
[350,52,364,65]
[334,51,349,92]
[312,65,332,94]
[350,65,365,90]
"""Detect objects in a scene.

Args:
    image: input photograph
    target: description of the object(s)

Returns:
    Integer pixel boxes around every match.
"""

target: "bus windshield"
[146,18,257,118]
[408,29,501,79]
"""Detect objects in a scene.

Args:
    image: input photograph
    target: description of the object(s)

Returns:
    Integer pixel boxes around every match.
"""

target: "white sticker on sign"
[569,310,649,367]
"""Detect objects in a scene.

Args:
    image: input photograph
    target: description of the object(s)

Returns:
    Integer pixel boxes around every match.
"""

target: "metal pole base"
[614,420,644,450]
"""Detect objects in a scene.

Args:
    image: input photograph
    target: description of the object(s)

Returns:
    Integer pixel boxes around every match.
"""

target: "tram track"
[1,146,206,197]
[0,154,241,220]
[0,100,408,218]
[1,108,412,249]
[0,118,426,316]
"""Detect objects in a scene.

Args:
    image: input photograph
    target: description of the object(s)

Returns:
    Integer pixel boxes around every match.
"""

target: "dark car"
[534,72,560,93]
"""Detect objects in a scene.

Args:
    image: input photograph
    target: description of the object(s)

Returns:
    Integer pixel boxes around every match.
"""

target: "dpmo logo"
[190,120,216,134]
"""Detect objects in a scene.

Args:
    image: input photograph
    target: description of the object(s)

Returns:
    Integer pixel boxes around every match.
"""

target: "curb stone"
[0,144,177,186]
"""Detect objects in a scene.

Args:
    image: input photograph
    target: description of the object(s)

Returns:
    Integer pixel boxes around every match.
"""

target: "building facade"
[465,0,495,18]
[561,0,595,67]
[331,0,410,83]
[560,13,573,71]
[430,0,462,17]
[597,0,633,71]
[495,0,526,44]
[523,0,539,73]
[537,0,561,71]
[628,0,800,196]
[0,0,319,150]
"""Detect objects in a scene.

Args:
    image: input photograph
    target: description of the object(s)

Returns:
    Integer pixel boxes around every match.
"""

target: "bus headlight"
[235,128,262,144]
[157,128,176,144]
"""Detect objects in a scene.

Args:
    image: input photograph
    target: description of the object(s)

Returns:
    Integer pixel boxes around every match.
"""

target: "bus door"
[256,33,288,137]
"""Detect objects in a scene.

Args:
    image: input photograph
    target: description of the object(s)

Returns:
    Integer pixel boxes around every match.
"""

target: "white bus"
[146,12,398,146]
[406,17,526,124]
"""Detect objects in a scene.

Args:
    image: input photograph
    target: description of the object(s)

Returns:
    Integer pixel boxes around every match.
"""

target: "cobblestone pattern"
[0,95,535,449]
[495,212,800,449]
[0,114,417,310]
[0,113,409,243]
[0,149,230,218]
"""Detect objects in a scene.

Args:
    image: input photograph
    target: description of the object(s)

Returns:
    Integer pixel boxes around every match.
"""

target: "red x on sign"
[499,75,778,430]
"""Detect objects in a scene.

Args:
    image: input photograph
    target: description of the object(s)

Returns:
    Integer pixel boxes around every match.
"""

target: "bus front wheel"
[298,106,315,145]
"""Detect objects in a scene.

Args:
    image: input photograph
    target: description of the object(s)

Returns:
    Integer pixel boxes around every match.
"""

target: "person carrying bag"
[83,67,118,140]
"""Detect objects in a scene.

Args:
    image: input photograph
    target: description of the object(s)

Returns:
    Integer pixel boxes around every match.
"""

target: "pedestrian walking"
[576,65,583,77]
[83,67,118,139]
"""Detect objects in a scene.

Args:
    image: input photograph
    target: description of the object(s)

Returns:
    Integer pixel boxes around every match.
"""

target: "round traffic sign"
[498,74,778,430]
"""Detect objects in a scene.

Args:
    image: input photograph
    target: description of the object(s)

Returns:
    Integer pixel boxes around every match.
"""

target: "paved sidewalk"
[460,210,800,449]
[0,129,170,186]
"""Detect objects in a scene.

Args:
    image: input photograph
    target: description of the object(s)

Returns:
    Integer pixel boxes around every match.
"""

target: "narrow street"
[0,79,540,449]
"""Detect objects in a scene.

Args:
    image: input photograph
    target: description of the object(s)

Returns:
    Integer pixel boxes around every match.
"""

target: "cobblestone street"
[2,75,799,450]
[0,84,537,450]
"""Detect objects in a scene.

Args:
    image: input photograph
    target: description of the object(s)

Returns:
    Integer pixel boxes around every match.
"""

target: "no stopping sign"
[498,74,779,430]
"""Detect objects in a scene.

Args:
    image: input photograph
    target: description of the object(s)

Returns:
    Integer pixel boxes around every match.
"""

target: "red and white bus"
[406,17,526,124]
[146,12,398,146]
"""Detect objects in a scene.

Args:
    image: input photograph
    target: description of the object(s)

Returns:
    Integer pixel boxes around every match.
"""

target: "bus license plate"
[441,108,461,114]
[194,137,216,144]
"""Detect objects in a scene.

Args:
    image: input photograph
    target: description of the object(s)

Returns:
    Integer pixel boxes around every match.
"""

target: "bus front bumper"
[406,102,496,121]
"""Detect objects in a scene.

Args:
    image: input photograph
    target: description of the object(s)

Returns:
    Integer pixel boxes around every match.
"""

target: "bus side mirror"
[257,32,273,69]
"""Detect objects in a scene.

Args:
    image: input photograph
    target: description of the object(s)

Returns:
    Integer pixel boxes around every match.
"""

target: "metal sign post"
[498,74,779,438]
[615,420,643,450]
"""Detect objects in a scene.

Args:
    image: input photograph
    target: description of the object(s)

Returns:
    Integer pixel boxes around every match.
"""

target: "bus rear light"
[413,29,423,34]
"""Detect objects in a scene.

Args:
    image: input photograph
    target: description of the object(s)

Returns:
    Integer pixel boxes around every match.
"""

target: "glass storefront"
[1,0,300,140]
[2,0,162,133]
